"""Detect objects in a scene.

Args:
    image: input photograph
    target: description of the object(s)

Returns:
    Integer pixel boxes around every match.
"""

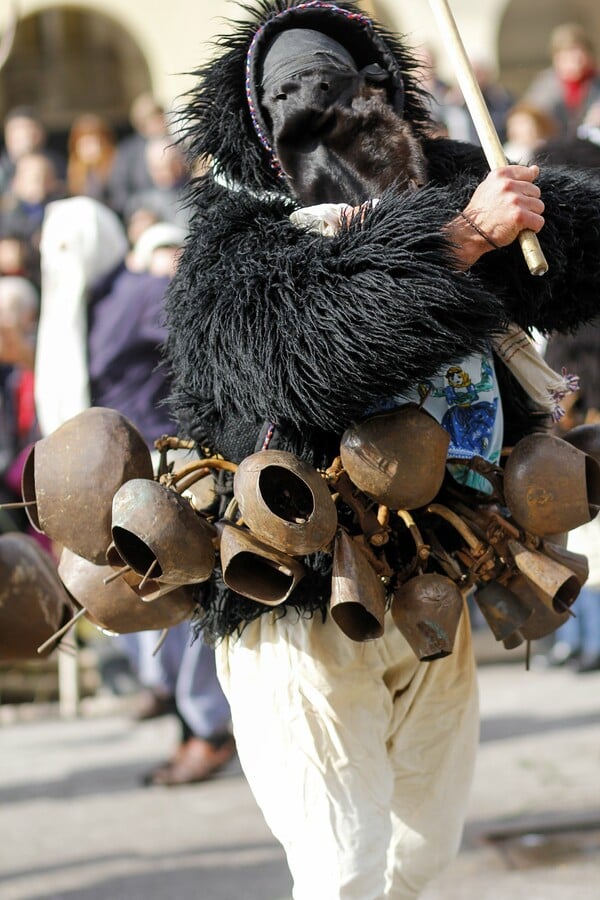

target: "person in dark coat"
[163,3,600,896]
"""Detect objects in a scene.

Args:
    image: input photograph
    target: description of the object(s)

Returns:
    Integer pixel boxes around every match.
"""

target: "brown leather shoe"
[147,736,236,786]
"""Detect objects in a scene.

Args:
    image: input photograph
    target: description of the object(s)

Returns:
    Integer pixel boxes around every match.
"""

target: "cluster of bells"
[1,403,600,665]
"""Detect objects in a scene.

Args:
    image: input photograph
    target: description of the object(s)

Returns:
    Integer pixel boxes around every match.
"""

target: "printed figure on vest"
[163,3,600,898]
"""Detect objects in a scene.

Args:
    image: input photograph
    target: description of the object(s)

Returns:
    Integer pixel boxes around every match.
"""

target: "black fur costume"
[165,0,600,641]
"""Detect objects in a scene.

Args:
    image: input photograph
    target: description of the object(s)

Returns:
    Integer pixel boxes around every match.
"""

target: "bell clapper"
[103,565,133,585]
[139,559,159,590]
[37,606,88,654]
[152,628,169,657]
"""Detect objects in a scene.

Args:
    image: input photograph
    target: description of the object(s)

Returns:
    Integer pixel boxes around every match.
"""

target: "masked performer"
[165,3,600,897]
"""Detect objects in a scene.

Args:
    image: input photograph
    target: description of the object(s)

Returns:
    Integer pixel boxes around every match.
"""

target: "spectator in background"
[109,92,169,219]
[0,106,66,197]
[535,101,600,171]
[444,56,513,144]
[66,114,117,207]
[123,136,191,230]
[524,23,600,138]
[0,224,39,288]
[0,275,39,535]
[124,205,160,249]
[540,325,600,673]
[503,101,559,164]
[1,152,63,243]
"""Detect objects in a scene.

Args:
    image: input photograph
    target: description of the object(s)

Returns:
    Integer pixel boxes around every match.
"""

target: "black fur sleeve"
[474,165,600,333]
[166,179,509,437]
[425,138,600,334]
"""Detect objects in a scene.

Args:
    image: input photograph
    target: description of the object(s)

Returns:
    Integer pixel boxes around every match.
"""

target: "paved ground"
[0,643,599,900]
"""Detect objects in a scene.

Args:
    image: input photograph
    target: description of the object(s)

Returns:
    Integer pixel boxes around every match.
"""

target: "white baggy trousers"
[216,602,479,900]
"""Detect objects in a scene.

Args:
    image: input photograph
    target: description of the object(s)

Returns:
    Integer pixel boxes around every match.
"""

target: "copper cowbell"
[233,450,338,555]
[329,529,386,642]
[503,432,600,536]
[391,573,463,661]
[20,407,154,564]
[217,521,305,605]
[0,533,71,660]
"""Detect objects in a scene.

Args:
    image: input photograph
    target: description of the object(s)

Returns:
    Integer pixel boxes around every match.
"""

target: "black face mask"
[261,30,427,206]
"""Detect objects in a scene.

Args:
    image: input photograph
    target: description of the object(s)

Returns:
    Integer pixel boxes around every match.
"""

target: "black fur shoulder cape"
[165,1,600,640]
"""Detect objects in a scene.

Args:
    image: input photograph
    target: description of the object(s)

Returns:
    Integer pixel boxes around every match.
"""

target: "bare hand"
[448,165,545,269]
[464,164,545,247]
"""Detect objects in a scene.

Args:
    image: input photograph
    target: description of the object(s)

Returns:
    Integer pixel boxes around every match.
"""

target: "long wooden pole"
[428,0,548,276]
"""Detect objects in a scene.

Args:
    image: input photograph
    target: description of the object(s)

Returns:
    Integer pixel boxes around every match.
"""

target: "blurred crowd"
[0,90,192,529]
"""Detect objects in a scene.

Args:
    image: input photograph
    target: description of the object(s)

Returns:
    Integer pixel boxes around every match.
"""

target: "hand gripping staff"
[428,0,549,275]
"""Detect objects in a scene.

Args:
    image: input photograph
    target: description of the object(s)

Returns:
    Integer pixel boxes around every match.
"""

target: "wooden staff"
[428,0,548,276]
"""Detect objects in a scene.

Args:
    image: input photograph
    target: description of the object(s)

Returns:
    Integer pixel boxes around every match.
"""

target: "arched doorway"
[498,0,600,97]
[0,5,152,136]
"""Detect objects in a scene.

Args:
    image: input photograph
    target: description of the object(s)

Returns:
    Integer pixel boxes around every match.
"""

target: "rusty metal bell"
[340,404,450,510]
[474,580,533,642]
[391,573,464,661]
[111,479,216,586]
[233,450,338,556]
[503,432,600,536]
[502,573,570,641]
[104,542,182,602]
[0,533,72,660]
[541,540,589,587]
[329,530,385,642]
[508,539,580,614]
[21,407,154,564]
[218,521,305,605]
[57,547,195,634]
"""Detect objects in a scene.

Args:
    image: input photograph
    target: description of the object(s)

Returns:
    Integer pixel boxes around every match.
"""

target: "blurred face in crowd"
[126,207,159,247]
[553,43,595,81]
[145,139,187,189]
[0,277,38,367]
[0,238,26,275]
[4,115,46,161]
[149,245,181,278]
[0,280,37,330]
[507,111,544,150]
[12,154,57,204]
[130,93,167,138]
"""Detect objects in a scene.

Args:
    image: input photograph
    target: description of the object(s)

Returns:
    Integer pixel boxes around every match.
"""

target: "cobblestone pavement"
[0,652,599,900]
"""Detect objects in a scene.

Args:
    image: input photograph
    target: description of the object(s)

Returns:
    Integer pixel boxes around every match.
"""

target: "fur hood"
[178,0,432,196]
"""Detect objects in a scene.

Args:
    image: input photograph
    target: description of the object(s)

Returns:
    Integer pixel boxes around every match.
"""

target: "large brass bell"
[391,573,463,661]
[233,450,337,555]
[503,432,600,536]
[340,404,450,510]
[111,479,216,585]
[21,407,154,564]
[218,522,305,605]
[508,539,580,614]
[474,580,533,643]
[58,548,195,633]
[0,533,71,660]
[330,529,385,642]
